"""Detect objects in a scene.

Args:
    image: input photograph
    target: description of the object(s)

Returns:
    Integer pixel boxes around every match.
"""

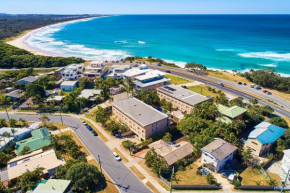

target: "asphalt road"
[147,64,290,119]
[0,114,151,193]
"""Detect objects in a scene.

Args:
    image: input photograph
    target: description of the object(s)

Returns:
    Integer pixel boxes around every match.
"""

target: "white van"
[250,84,256,88]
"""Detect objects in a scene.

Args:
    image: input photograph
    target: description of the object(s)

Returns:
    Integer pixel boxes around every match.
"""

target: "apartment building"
[244,122,285,157]
[122,65,153,81]
[83,62,107,82]
[60,63,84,80]
[108,64,131,79]
[157,85,212,114]
[111,97,169,140]
[133,70,169,91]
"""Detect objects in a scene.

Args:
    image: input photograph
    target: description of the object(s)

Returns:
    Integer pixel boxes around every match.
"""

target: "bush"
[196,170,202,176]
[122,140,135,150]
[234,181,241,187]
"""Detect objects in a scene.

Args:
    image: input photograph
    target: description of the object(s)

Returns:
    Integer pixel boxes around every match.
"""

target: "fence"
[235,185,275,190]
[159,176,221,190]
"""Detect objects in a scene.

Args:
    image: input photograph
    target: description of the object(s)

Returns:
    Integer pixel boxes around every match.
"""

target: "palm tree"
[1,131,11,145]
[39,114,50,126]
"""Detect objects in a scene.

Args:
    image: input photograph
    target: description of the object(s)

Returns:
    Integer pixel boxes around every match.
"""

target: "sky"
[1,0,290,14]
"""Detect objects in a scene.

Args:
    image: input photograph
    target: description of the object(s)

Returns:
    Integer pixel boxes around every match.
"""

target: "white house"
[108,64,131,79]
[0,127,32,141]
[60,81,78,91]
[122,65,153,80]
[201,138,237,172]
[61,63,84,80]
[133,70,169,91]
[282,149,290,178]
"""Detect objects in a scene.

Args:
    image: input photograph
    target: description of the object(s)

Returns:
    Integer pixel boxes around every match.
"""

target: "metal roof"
[248,122,285,144]
[17,76,39,83]
[60,81,78,87]
[78,89,102,99]
[201,138,237,161]
[112,97,168,127]
[217,104,247,119]
[33,179,71,193]
[157,85,212,107]
[6,89,24,99]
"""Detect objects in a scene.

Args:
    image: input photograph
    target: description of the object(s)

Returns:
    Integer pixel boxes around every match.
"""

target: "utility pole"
[281,169,290,193]
[59,106,64,126]
[1,105,10,121]
[129,141,131,155]
[170,167,175,193]
[98,154,102,175]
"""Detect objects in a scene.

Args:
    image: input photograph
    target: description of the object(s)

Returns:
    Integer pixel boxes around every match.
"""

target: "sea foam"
[238,51,290,61]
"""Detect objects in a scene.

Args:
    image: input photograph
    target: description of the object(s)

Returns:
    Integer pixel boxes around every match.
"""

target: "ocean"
[25,15,290,75]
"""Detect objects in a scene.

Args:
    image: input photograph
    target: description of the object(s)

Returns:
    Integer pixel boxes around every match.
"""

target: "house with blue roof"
[244,122,285,156]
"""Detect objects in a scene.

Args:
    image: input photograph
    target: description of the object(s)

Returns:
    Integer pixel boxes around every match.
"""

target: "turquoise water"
[26,15,290,75]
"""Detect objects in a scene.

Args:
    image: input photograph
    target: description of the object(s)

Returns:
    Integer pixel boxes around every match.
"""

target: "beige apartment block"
[111,97,169,140]
[157,85,212,114]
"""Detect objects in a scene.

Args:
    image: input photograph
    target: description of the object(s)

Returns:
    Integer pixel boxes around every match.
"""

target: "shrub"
[122,140,135,150]
[234,181,241,187]
[196,170,202,176]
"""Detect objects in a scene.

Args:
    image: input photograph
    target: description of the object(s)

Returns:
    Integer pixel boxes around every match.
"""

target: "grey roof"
[17,76,39,83]
[112,97,168,127]
[60,81,78,87]
[149,140,193,165]
[201,138,237,161]
[6,89,24,99]
[78,89,102,99]
[157,85,212,107]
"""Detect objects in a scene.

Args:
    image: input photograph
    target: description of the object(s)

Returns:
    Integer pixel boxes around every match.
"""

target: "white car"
[112,152,121,161]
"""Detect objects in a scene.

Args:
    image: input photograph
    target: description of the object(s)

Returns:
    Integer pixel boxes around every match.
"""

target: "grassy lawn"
[57,130,90,156]
[268,172,282,186]
[139,160,170,191]
[113,148,129,163]
[81,118,108,142]
[208,71,251,84]
[164,74,192,85]
[188,84,218,97]
[146,181,159,193]
[42,122,68,130]
[130,165,146,180]
[240,167,269,185]
[0,107,12,112]
[88,159,119,193]
[173,163,207,185]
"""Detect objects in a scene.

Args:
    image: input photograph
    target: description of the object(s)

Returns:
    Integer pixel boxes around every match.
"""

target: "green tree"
[8,118,17,128]
[66,162,103,191]
[19,146,31,155]
[162,132,172,142]
[269,117,288,128]
[0,119,7,127]
[0,152,14,168]
[214,91,228,106]
[249,99,258,105]
[206,173,216,185]
[136,89,160,105]
[39,114,50,126]
[19,118,28,126]
[261,105,274,117]
[229,97,244,107]
[95,106,109,125]
[25,84,46,98]
[241,147,253,166]
[18,167,44,192]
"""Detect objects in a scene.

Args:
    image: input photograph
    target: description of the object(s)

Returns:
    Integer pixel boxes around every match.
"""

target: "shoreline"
[6,16,101,57]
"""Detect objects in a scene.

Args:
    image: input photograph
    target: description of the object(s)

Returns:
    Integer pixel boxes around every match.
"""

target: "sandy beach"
[6,17,99,57]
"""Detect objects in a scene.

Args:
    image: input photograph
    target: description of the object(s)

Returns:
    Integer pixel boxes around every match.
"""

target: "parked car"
[238,82,242,85]
[199,168,209,176]
[267,92,272,95]
[86,125,93,131]
[157,63,161,66]
[91,130,98,136]
[112,152,121,161]
[243,82,247,85]
[53,90,58,95]
[263,90,268,93]
[221,173,227,178]
[181,85,187,89]
[218,82,224,87]
[165,70,171,73]
[255,85,262,90]
[83,121,87,125]
[228,174,237,184]
[250,84,256,88]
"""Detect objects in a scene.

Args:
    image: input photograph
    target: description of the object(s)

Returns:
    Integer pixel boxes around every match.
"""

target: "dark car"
[91,130,98,136]
[238,82,242,85]
[165,70,171,73]
[181,85,187,89]
[243,82,247,85]
[86,125,93,131]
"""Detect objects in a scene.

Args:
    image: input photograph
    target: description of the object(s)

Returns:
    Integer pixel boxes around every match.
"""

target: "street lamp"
[1,105,10,121]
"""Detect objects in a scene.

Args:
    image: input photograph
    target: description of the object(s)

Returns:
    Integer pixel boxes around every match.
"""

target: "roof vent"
[139,113,141,116]
[134,104,137,107]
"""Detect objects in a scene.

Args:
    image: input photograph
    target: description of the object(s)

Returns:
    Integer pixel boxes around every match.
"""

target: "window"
[252,141,258,145]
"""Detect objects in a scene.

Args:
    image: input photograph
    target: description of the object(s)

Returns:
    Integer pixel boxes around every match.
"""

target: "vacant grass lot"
[164,74,192,85]
[188,84,218,97]
[240,167,269,185]
[173,163,207,185]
